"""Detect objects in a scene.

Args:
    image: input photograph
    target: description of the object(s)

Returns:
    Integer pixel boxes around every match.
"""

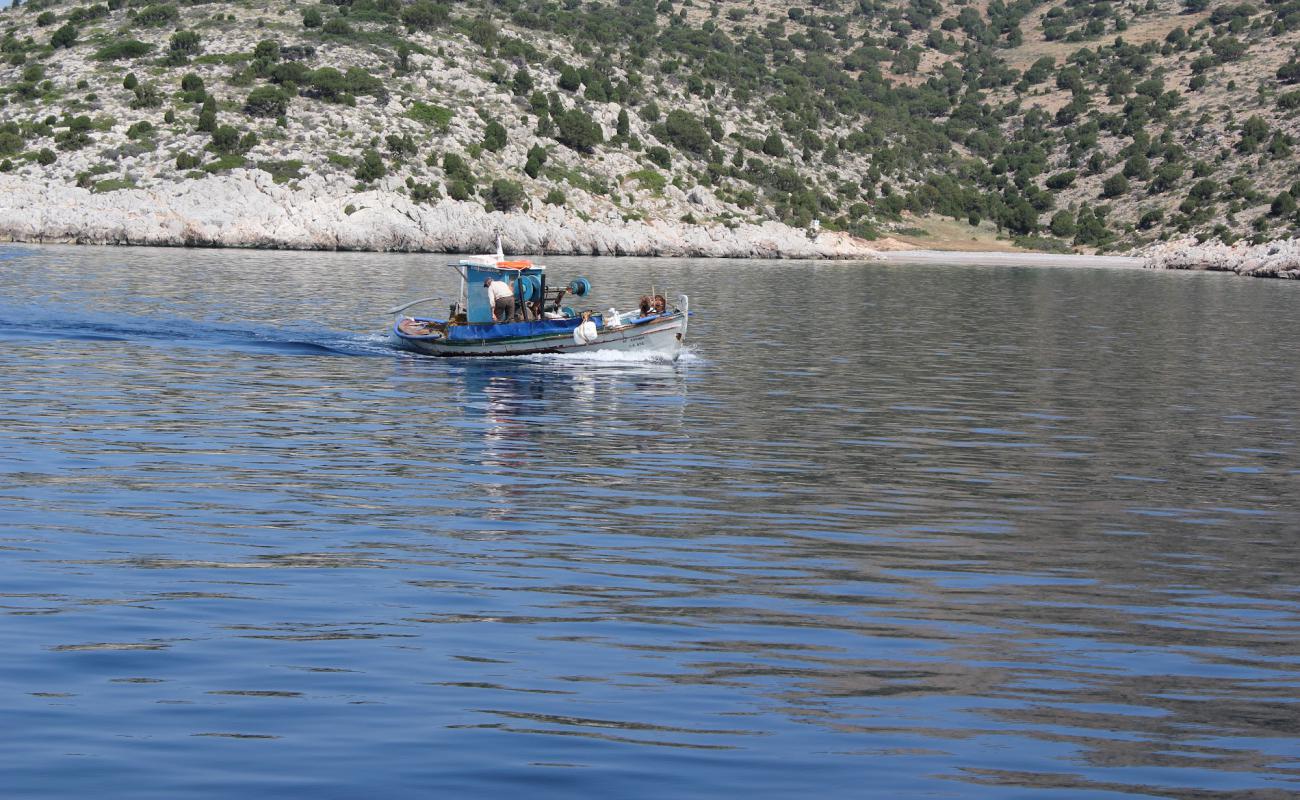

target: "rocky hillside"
[0,0,1298,254]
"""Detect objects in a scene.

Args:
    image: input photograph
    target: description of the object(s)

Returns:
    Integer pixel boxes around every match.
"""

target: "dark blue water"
[2,244,1298,798]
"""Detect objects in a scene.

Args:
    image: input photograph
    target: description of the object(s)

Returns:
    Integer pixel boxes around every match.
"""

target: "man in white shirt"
[483,277,515,322]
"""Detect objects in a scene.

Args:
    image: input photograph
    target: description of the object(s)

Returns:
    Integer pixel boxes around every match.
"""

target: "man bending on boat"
[484,277,515,323]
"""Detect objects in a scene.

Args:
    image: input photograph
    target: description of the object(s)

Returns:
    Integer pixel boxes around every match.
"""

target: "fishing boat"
[388,240,689,358]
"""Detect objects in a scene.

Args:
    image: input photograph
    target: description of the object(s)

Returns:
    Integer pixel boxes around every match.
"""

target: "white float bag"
[573,319,598,345]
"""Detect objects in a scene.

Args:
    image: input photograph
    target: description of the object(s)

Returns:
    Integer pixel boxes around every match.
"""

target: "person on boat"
[483,277,515,323]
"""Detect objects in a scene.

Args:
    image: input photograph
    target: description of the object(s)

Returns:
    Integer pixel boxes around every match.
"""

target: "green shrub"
[447,179,472,201]
[558,66,581,92]
[175,152,201,169]
[512,67,533,96]
[126,120,153,139]
[401,1,448,31]
[482,120,507,152]
[1101,173,1129,198]
[36,148,56,165]
[123,72,138,91]
[92,177,136,193]
[258,159,303,184]
[302,8,322,28]
[67,3,109,24]
[94,40,153,60]
[645,145,671,169]
[1049,210,1076,238]
[130,83,163,109]
[385,133,417,158]
[1122,154,1151,181]
[167,30,201,61]
[626,168,665,193]
[555,108,603,153]
[244,85,289,118]
[0,132,24,155]
[523,144,546,178]
[442,151,472,183]
[51,24,78,49]
[410,182,440,204]
[663,109,710,155]
[355,149,385,182]
[307,67,351,103]
[134,3,179,27]
[269,61,310,87]
[1189,178,1218,201]
[544,187,565,206]
[322,18,353,36]
[203,154,247,173]
[37,10,56,25]
[407,101,451,131]
[469,18,497,50]
[761,132,785,157]
[210,124,241,154]
[253,39,281,62]
[197,100,217,133]
[343,67,385,100]
[1138,209,1164,229]
[55,115,93,151]
[488,178,524,211]
[1045,171,1076,190]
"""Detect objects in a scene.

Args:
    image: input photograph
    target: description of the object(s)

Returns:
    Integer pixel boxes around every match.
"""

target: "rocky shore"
[0,174,879,260]
[1143,237,1300,279]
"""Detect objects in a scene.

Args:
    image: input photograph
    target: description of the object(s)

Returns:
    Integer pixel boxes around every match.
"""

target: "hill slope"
[1,0,1298,253]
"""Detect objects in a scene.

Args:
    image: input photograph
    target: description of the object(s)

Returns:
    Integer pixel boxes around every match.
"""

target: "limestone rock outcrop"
[1143,237,1300,279]
[0,173,880,259]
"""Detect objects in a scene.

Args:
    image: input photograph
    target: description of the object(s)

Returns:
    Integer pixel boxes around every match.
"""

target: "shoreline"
[3,174,1296,276]
[876,250,1144,270]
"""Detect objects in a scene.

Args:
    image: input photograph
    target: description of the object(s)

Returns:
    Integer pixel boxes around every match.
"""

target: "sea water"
[1,244,1297,798]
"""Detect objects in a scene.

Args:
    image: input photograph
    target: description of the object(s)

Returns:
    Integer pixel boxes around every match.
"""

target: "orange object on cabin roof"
[496,260,534,269]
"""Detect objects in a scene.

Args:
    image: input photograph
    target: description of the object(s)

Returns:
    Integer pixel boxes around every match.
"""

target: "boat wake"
[0,303,394,358]
[537,347,702,365]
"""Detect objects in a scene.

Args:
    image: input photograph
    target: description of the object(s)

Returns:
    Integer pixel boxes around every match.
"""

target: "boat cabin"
[457,256,544,324]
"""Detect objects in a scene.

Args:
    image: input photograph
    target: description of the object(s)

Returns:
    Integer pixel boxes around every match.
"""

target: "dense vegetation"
[1,0,1298,249]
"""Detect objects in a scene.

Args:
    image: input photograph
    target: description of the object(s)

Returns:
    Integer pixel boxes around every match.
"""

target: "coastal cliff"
[0,172,878,257]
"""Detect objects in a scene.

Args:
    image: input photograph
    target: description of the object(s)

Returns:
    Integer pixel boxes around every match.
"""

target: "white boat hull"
[392,312,687,358]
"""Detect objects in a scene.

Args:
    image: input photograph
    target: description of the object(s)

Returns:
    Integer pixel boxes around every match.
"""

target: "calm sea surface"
[1,244,1297,798]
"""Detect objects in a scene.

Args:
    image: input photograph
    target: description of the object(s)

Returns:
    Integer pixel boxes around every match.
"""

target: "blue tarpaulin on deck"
[446,317,589,342]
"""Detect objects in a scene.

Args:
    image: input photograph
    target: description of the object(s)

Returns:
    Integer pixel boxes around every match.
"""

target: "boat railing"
[385,296,446,317]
